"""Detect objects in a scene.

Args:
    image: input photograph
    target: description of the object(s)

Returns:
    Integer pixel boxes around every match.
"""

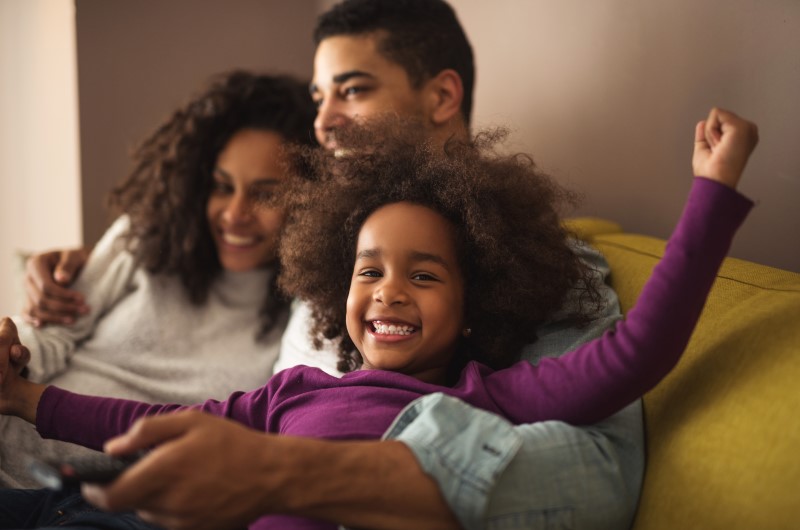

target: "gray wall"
[75,1,799,271]
[454,0,799,271]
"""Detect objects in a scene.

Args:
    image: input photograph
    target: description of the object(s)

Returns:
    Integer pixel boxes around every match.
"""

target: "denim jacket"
[384,241,644,529]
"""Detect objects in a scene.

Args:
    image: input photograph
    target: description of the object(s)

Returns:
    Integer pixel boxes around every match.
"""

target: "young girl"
[0,107,757,530]
[0,70,316,489]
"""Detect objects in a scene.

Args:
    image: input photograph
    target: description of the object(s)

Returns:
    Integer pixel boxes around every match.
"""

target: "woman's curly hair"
[278,120,604,373]
[107,70,316,337]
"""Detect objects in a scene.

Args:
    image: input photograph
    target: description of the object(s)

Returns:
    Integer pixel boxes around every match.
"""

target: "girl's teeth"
[372,322,416,335]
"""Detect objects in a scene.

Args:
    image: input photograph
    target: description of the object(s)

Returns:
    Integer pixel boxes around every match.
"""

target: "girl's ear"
[424,69,464,126]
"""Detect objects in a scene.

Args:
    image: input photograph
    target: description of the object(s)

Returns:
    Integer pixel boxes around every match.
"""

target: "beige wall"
[75,0,318,246]
[0,0,82,316]
[453,0,800,271]
[3,0,798,321]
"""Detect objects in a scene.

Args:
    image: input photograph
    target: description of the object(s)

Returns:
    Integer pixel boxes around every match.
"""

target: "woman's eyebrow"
[213,167,280,185]
[249,178,282,187]
[213,167,233,180]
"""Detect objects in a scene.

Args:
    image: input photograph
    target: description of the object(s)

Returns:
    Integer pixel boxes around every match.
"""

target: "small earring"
[462,327,472,338]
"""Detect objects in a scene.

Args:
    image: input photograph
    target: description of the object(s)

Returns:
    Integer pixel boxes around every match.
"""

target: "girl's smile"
[366,318,419,340]
[346,202,466,384]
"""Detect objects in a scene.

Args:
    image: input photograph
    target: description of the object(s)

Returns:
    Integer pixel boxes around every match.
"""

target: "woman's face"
[346,202,466,384]
[206,128,287,272]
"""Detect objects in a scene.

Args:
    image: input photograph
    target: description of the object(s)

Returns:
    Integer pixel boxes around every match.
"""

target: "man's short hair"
[314,0,475,124]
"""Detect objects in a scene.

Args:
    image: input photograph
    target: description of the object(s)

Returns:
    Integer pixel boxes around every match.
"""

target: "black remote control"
[27,451,145,490]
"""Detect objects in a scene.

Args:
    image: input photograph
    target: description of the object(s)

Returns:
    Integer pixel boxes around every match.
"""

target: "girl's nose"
[373,278,408,306]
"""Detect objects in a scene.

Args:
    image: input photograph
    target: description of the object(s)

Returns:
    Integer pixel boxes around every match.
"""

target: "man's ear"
[425,69,464,125]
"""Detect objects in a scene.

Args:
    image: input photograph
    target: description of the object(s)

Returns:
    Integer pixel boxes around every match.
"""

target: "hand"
[83,412,460,530]
[0,318,30,380]
[82,411,283,530]
[0,317,44,422]
[692,107,759,189]
[23,247,91,327]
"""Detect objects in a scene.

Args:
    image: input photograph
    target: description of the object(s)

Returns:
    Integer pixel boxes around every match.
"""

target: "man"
[19,1,643,528]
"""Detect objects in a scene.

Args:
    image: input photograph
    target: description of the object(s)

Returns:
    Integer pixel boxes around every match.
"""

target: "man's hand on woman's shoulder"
[23,247,91,327]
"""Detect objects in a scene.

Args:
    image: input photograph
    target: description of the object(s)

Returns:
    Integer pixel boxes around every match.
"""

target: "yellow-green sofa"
[566,217,800,530]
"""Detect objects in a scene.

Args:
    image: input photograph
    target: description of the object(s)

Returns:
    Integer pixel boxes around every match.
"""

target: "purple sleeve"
[36,380,277,450]
[481,178,753,425]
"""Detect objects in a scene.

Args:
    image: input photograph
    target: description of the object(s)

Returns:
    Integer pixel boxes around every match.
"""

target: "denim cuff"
[383,393,522,530]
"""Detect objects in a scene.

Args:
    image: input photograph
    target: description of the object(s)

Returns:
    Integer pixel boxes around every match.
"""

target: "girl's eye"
[412,273,438,282]
[358,269,382,278]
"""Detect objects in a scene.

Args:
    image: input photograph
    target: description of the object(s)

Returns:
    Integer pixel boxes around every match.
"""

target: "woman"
[0,70,316,488]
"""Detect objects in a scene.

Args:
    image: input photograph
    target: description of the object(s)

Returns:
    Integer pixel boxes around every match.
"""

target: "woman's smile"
[206,129,287,272]
[219,230,264,249]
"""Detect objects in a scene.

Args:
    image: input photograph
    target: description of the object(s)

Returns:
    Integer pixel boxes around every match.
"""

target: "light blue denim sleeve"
[384,241,645,530]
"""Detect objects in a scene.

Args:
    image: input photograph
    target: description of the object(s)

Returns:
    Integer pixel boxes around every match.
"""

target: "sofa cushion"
[586,229,800,530]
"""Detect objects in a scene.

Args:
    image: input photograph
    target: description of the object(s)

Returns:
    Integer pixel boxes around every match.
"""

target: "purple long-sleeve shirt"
[36,178,752,530]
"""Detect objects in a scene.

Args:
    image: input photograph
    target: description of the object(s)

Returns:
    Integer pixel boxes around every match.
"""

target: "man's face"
[311,34,429,151]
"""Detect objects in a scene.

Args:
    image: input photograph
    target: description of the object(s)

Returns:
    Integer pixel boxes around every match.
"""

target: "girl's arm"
[0,317,46,424]
[31,373,278,452]
[482,108,759,425]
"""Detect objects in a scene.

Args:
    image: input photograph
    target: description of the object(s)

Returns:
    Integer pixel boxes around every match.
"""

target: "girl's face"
[207,128,287,272]
[346,202,466,384]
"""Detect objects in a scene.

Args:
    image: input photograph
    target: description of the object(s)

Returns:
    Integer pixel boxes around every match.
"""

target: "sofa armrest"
[562,216,623,241]
[575,222,800,530]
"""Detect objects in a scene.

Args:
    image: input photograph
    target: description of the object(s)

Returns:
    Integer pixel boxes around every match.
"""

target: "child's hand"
[693,108,759,190]
[0,317,44,423]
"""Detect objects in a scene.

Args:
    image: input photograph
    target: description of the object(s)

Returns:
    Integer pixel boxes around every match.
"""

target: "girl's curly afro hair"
[278,119,603,374]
